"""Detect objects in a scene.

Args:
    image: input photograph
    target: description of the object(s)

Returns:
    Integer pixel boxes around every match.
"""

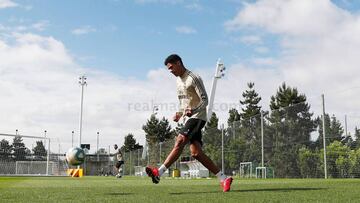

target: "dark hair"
[164,54,183,66]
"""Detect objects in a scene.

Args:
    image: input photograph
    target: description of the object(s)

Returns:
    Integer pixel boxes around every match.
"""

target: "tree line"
[0,137,47,161]
[3,81,359,178]
[139,82,360,178]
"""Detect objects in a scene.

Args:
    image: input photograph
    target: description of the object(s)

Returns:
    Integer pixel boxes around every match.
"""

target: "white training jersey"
[114,149,123,162]
[176,69,208,123]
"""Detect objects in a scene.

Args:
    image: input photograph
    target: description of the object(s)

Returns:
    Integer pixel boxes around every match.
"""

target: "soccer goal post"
[256,167,266,179]
[239,162,253,178]
[0,133,52,176]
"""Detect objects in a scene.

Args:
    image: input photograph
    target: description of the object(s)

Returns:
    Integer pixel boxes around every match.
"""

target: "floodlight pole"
[46,140,50,175]
[159,142,162,164]
[71,131,74,148]
[221,124,224,173]
[207,59,225,120]
[261,111,264,168]
[322,94,327,179]
[78,75,87,148]
[44,130,47,148]
[97,132,100,162]
[345,115,348,137]
[152,104,160,164]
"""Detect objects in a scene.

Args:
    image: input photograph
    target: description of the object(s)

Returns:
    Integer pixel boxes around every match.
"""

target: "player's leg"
[189,141,219,174]
[189,141,233,192]
[146,134,189,184]
[163,134,189,168]
[118,162,123,178]
[115,161,122,178]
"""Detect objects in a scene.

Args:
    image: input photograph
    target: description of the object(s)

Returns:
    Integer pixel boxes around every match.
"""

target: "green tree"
[121,134,142,152]
[0,139,12,160]
[349,148,360,177]
[120,134,143,175]
[240,82,262,120]
[267,83,316,178]
[227,108,241,140]
[12,136,28,161]
[227,108,240,126]
[32,141,47,160]
[298,147,320,178]
[316,114,344,149]
[203,112,221,146]
[321,141,351,178]
[226,108,245,173]
[203,113,222,168]
[142,115,174,165]
[239,82,262,164]
[353,127,360,149]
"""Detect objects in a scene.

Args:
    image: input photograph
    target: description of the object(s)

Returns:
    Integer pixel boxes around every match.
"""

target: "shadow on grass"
[105,192,134,196]
[234,187,326,193]
[170,187,326,195]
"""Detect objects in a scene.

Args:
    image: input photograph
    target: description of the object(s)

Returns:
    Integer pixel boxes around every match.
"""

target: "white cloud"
[2,0,360,154]
[175,26,197,34]
[237,35,262,45]
[0,32,176,153]
[134,0,183,4]
[71,26,96,35]
[254,46,269,53]
[32,20,49,31]
[223,0,360,133]
[225,0,351,37]
[252,57,278,66]
[0,0,18,9]
[185,3,203,11]
[0,20,50,32]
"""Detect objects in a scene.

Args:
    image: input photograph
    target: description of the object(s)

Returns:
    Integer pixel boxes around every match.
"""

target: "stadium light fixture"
[207,59,226,120]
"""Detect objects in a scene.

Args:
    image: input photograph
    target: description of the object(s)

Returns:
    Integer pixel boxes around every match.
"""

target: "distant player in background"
[113,144,124,178]
[145,54,233,192]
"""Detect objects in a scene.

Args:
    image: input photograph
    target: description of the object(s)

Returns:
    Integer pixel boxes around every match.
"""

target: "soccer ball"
[66,147,85,166]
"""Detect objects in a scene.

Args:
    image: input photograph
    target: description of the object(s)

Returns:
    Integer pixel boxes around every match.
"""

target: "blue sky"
[1,0,357,77]
[1,0,277,78]
[1,0,360,151]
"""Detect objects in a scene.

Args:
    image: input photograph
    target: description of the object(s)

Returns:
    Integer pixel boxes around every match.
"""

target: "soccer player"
[146,54,233,192]
[113,144,124,178]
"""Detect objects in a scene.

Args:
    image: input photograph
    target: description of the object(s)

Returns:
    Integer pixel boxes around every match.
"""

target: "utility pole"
[71,131,74,148]
[261,111,264,168]
[345,115,348,137]
[43,130,47,149]
[322,94,327,179]
[97,132,100,161]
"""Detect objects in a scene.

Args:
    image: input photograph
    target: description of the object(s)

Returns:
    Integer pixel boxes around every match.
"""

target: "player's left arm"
[190,74,208,115]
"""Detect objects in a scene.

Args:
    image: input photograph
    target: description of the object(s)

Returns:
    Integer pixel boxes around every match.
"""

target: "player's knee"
[191,149,204,159]
[191,151,199,159]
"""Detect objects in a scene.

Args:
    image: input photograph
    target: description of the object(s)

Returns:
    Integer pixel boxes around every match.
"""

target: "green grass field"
[1,176,360,202]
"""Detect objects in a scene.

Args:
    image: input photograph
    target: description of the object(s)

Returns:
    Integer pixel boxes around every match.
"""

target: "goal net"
[0,133,67,176]
[240,162,253,178]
